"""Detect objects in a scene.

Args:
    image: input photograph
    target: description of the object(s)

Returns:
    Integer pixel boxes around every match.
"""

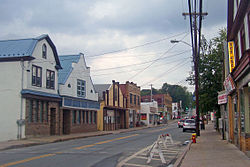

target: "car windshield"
[180,119,185,122]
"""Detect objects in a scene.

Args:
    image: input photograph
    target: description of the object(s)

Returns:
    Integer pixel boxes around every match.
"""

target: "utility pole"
[150,84,153,102]
[183,0,207,136]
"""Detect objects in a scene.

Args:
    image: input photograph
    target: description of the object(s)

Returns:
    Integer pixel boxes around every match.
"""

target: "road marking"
[74,134,138,150]
[0,134,139,167]
[123,163,152,167]
[0,153,56,167]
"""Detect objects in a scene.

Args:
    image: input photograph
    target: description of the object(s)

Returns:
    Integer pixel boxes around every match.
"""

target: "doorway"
[50,108,56,135]
[63,110,70,134]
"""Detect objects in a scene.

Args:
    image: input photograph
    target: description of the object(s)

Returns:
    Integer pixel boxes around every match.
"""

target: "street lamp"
[170,39,200,136]
[170,39,192,47]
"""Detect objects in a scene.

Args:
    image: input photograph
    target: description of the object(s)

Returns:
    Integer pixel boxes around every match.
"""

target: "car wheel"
[183,128,185,132]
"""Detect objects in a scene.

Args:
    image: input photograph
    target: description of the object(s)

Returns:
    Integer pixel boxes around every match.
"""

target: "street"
[0,122,192,167]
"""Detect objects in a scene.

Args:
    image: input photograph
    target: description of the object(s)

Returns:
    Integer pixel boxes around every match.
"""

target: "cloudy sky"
[0,0,227,92]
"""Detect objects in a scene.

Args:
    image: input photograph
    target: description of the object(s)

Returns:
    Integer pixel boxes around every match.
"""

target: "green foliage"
[198,28,226,114]
[140,83,193,109]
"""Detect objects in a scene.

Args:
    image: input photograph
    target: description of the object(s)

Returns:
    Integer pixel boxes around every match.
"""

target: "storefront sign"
[224,74,236,94]
[228,41,235,72]
[218,92,227,105]
[141,114,147,120]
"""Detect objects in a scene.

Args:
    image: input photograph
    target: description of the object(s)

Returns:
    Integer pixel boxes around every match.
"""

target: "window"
[45,102,48,122]
[77,110,80,124]
[42,44,47,59]
[29,100,33,123]
[35,100,39,122]
[130,94,133,104]
[240,25,246,56]
[134,95,136,104]
[138,96,140,105]
[77,79,86,97]
[40,101,44,122]
[46,70,55,89]
[72,110,77,124]
[90,111,93,124]
[82,111,85,123]
[32,65,42,87]
[93,112,96,124]
[114,88,118,101]
[86,111,89,123]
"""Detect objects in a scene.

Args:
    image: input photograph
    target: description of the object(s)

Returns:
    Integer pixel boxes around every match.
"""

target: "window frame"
[46,69,55,89]
[42,44,47,59]
[32,65,42,87]
[240,25,246,56]
[77,79,86,97]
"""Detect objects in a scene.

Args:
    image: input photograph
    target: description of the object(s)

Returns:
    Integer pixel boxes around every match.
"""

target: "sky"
[0,0,227,92]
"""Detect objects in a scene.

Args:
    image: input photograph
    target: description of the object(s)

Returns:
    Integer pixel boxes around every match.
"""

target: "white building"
[0,35,62,141]
[58,53,99,134]
[140,101,158,126]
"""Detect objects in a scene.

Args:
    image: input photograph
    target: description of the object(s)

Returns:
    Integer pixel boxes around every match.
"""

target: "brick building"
[120,81,141,128]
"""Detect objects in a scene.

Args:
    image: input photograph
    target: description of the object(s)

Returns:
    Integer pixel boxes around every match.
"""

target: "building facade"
[58,53,99,134]
[227,0,250,156]
[120,81,141,128]
[140,101,158,126]
[141,94,172,122]
[0,35,62,141]
[94,80,127,131]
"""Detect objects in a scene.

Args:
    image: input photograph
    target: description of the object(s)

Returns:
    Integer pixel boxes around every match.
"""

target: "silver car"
[183,119,196,132]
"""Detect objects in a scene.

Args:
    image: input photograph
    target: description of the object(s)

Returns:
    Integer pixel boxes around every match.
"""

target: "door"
[63,110,70,134]
[50,108,56,135]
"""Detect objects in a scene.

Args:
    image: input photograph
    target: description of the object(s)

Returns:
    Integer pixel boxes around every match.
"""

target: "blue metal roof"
[58,54,81,84]
[0,38,36,58]
[0,34,62,69]
[21,89,61,99]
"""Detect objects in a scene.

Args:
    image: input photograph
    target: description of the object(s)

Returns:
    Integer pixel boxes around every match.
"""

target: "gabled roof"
[0,34,62,69]
[58,54,81,84]
[94,84,111,100]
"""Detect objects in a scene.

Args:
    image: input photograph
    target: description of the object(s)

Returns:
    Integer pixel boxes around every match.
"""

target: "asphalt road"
[0,122,192,167]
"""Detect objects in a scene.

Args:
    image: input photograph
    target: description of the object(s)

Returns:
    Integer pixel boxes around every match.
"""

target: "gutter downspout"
[18,60,25,139]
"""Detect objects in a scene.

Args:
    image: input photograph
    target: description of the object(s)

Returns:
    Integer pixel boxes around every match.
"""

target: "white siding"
[59,54,98,101]
[0,62,22,141]
[24,39,58,94]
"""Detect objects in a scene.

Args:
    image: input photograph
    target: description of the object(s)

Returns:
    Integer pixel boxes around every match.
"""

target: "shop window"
[77,110,80,124]
[82,111,85,123]
[40,101,44,122]
[86,111,89,123]
[34,100,39,122]
[72,110,76,124]
[90,111,93,124]
[45,102,48,122]
[240,89,245,132]
[32,65,42,87]
[93,112,96,124]
[29,100,33,123]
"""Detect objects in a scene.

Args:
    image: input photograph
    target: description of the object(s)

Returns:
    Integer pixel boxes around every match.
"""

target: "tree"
[198,29,226,115]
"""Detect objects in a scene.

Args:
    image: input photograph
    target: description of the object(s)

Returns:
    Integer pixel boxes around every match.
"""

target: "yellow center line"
[0,134,139,167]
[74,134,139,150]
[0,153,56,167]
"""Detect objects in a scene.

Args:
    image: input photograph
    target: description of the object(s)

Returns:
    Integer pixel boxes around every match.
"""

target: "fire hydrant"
[192,133,196,143]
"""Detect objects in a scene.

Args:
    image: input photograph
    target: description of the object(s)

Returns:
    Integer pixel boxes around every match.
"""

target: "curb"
[0,121,177,151]
[173,141,192,167]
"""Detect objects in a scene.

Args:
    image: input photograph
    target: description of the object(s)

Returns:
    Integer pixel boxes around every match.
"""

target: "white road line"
[123,163,152,167]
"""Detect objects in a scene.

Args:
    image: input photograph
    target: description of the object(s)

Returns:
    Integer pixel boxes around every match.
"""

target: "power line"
[128,33,189,80]
[92,49,190,72]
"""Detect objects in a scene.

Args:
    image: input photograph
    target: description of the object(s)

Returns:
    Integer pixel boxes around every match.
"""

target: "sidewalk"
[0,120,177,151]
[180,122,250,167]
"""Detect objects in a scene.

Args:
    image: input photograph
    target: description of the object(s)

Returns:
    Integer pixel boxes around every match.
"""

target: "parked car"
[177,119,185,128]
[183,119,196,132]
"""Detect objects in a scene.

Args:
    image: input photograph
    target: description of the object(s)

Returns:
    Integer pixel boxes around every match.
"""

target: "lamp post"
[170,39,200,136]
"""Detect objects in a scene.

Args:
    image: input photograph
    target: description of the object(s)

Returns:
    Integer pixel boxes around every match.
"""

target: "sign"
[228,41,235,72]
[141,114,147,120]
[224,74,236,94]
[218,92,227,105]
